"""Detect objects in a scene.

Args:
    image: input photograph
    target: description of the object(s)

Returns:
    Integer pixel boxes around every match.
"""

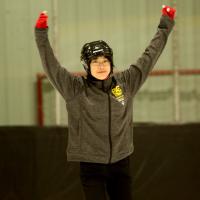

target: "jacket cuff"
[158,15,175,33]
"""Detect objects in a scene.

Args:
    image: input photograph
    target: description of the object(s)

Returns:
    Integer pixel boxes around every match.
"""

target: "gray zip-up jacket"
[35,15,174,164]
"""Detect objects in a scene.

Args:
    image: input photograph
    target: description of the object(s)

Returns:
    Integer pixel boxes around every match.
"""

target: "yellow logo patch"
[112,86,122,97]
[112,85,125,105]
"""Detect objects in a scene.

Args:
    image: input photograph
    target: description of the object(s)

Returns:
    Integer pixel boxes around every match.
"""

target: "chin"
[98,77,106,80]
[97,74,109,80]
[91,72,108,80]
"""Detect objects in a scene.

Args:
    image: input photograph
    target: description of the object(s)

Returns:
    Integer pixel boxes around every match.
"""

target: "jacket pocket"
[67,119,81,152]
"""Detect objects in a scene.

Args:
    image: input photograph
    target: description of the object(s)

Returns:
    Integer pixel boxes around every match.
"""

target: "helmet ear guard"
[80,40,114,73]
[81,59,89,72]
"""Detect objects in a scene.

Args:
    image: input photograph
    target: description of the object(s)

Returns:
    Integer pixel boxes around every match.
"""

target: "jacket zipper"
[107,92,112,163]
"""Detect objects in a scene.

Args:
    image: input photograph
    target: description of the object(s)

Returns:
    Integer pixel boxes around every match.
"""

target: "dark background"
[0,123,200,200]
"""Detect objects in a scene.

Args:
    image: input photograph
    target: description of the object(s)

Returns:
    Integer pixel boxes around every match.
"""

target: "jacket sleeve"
[35,28,83,101]
[119,15,175,96]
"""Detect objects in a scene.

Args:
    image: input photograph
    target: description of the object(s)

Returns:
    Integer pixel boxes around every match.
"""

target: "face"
[90,56,111,80]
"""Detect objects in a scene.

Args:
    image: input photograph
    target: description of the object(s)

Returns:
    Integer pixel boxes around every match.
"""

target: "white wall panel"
[0,0,199,125]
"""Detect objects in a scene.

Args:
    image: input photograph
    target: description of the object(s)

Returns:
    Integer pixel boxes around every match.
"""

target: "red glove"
[162,5,176,20]
[35,11,48,29]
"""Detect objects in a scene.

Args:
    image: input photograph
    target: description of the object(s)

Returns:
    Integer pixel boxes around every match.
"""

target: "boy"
[35,5,175,200]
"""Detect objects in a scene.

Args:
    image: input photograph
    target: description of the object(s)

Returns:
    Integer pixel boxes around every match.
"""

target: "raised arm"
[119,5,176,96]
[35,11,83,101]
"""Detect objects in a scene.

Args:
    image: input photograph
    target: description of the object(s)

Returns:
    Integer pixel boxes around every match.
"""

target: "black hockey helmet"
[80,40,114,72]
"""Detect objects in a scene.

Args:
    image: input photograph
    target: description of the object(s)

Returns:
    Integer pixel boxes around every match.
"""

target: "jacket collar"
[87,73,114,92]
